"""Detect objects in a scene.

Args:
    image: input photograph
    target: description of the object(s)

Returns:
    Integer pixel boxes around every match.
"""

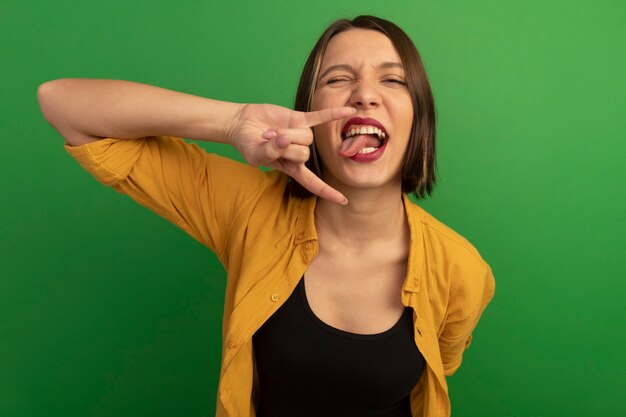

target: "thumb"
[262,130,289,149]
[253,134,289,166]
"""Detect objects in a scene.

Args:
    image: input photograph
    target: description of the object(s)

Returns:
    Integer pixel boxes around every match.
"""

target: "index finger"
[302,106,356,128]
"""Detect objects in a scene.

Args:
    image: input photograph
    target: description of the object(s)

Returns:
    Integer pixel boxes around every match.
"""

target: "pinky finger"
[290,165,348,205]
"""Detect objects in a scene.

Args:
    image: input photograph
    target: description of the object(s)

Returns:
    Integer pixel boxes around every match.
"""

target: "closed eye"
[327,77,352,84]
[383,78,407,85]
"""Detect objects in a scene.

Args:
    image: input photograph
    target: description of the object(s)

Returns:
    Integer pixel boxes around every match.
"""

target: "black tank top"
[253,277,425,417]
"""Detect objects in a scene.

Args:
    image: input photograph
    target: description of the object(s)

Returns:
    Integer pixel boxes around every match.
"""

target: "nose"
[349,79,381,109]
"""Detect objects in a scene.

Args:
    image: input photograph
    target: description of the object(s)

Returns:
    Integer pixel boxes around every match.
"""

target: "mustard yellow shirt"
[65,135,495,417]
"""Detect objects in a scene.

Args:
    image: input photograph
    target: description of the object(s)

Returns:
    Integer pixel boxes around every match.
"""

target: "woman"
[38,15,495,417]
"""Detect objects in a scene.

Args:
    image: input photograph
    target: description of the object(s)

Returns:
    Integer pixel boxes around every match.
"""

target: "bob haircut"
[288,15,437,200]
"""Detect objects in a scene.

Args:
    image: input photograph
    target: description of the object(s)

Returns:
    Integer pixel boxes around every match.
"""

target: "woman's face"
[310,28,413,192]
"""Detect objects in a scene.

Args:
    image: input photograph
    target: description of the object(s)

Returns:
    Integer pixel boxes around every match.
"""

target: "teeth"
[343,125,387,140]
[357,147,377,154]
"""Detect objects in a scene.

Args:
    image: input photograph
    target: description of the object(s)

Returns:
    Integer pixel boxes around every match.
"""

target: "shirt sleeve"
[64,136,283,258]
[439,262,496,376]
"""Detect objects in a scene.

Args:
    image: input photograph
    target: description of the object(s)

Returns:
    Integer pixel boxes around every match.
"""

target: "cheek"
[310,89,326,111]
[396,102,414,139]
[311,88,341,111]
[312,126,339,169]
[312,124,332,151]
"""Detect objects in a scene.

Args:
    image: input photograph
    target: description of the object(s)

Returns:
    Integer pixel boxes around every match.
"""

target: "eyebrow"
[318,61,404,80]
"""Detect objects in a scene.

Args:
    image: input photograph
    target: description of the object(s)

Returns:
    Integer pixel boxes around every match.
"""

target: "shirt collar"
[294,195,318,245]
[402,193,424,293]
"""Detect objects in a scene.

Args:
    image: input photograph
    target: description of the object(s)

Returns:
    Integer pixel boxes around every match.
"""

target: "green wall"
[1,0,624,415]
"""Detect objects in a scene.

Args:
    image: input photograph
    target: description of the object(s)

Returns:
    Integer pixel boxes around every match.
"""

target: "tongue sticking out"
[339,135,382,157]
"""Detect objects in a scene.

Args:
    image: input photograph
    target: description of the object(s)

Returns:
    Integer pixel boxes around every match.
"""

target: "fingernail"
[341,197,348,205]
[262,130,277,139]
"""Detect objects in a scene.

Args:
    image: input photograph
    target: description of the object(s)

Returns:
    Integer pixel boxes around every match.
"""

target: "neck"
[314,182,407,246]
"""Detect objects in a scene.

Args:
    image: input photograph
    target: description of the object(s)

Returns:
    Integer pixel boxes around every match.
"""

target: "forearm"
[37,78,243,146]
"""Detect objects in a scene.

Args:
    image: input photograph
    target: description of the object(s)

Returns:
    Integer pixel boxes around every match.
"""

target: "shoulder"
[406,199,488,269]
[405,198,494,309]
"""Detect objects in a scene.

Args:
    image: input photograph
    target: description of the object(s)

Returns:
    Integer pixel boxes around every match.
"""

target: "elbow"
[37,79,66,124]
[37,80,56,124]
[37,79,101,147]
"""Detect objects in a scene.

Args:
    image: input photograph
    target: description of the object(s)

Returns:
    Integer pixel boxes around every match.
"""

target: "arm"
[439,263,496,376]
[37,78,240,146]
[37,78,353,204]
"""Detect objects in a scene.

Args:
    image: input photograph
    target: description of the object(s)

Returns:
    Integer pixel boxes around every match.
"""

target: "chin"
[325,170,402,193]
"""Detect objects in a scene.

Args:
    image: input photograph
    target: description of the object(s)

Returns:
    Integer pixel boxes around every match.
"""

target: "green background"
[1,0,624,416]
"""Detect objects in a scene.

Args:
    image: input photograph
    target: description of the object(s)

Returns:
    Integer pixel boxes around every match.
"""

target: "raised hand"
[228,103,355,205]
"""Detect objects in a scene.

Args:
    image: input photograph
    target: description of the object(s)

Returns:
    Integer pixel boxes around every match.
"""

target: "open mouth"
[340,117,389,157]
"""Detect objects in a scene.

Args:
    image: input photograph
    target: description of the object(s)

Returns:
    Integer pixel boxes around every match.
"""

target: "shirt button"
[228,341,237,349]
[305,242,314,249]
[270,293,280,302]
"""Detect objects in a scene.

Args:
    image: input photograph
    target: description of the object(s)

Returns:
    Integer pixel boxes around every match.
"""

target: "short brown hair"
[289,15,437,200]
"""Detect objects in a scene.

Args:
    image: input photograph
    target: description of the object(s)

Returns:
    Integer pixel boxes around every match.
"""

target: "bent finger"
[279,144,310,164]
[250,136,290,166]
[265,128,314,146]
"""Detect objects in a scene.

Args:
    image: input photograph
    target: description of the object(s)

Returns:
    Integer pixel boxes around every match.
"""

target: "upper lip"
[341,117,388,139]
